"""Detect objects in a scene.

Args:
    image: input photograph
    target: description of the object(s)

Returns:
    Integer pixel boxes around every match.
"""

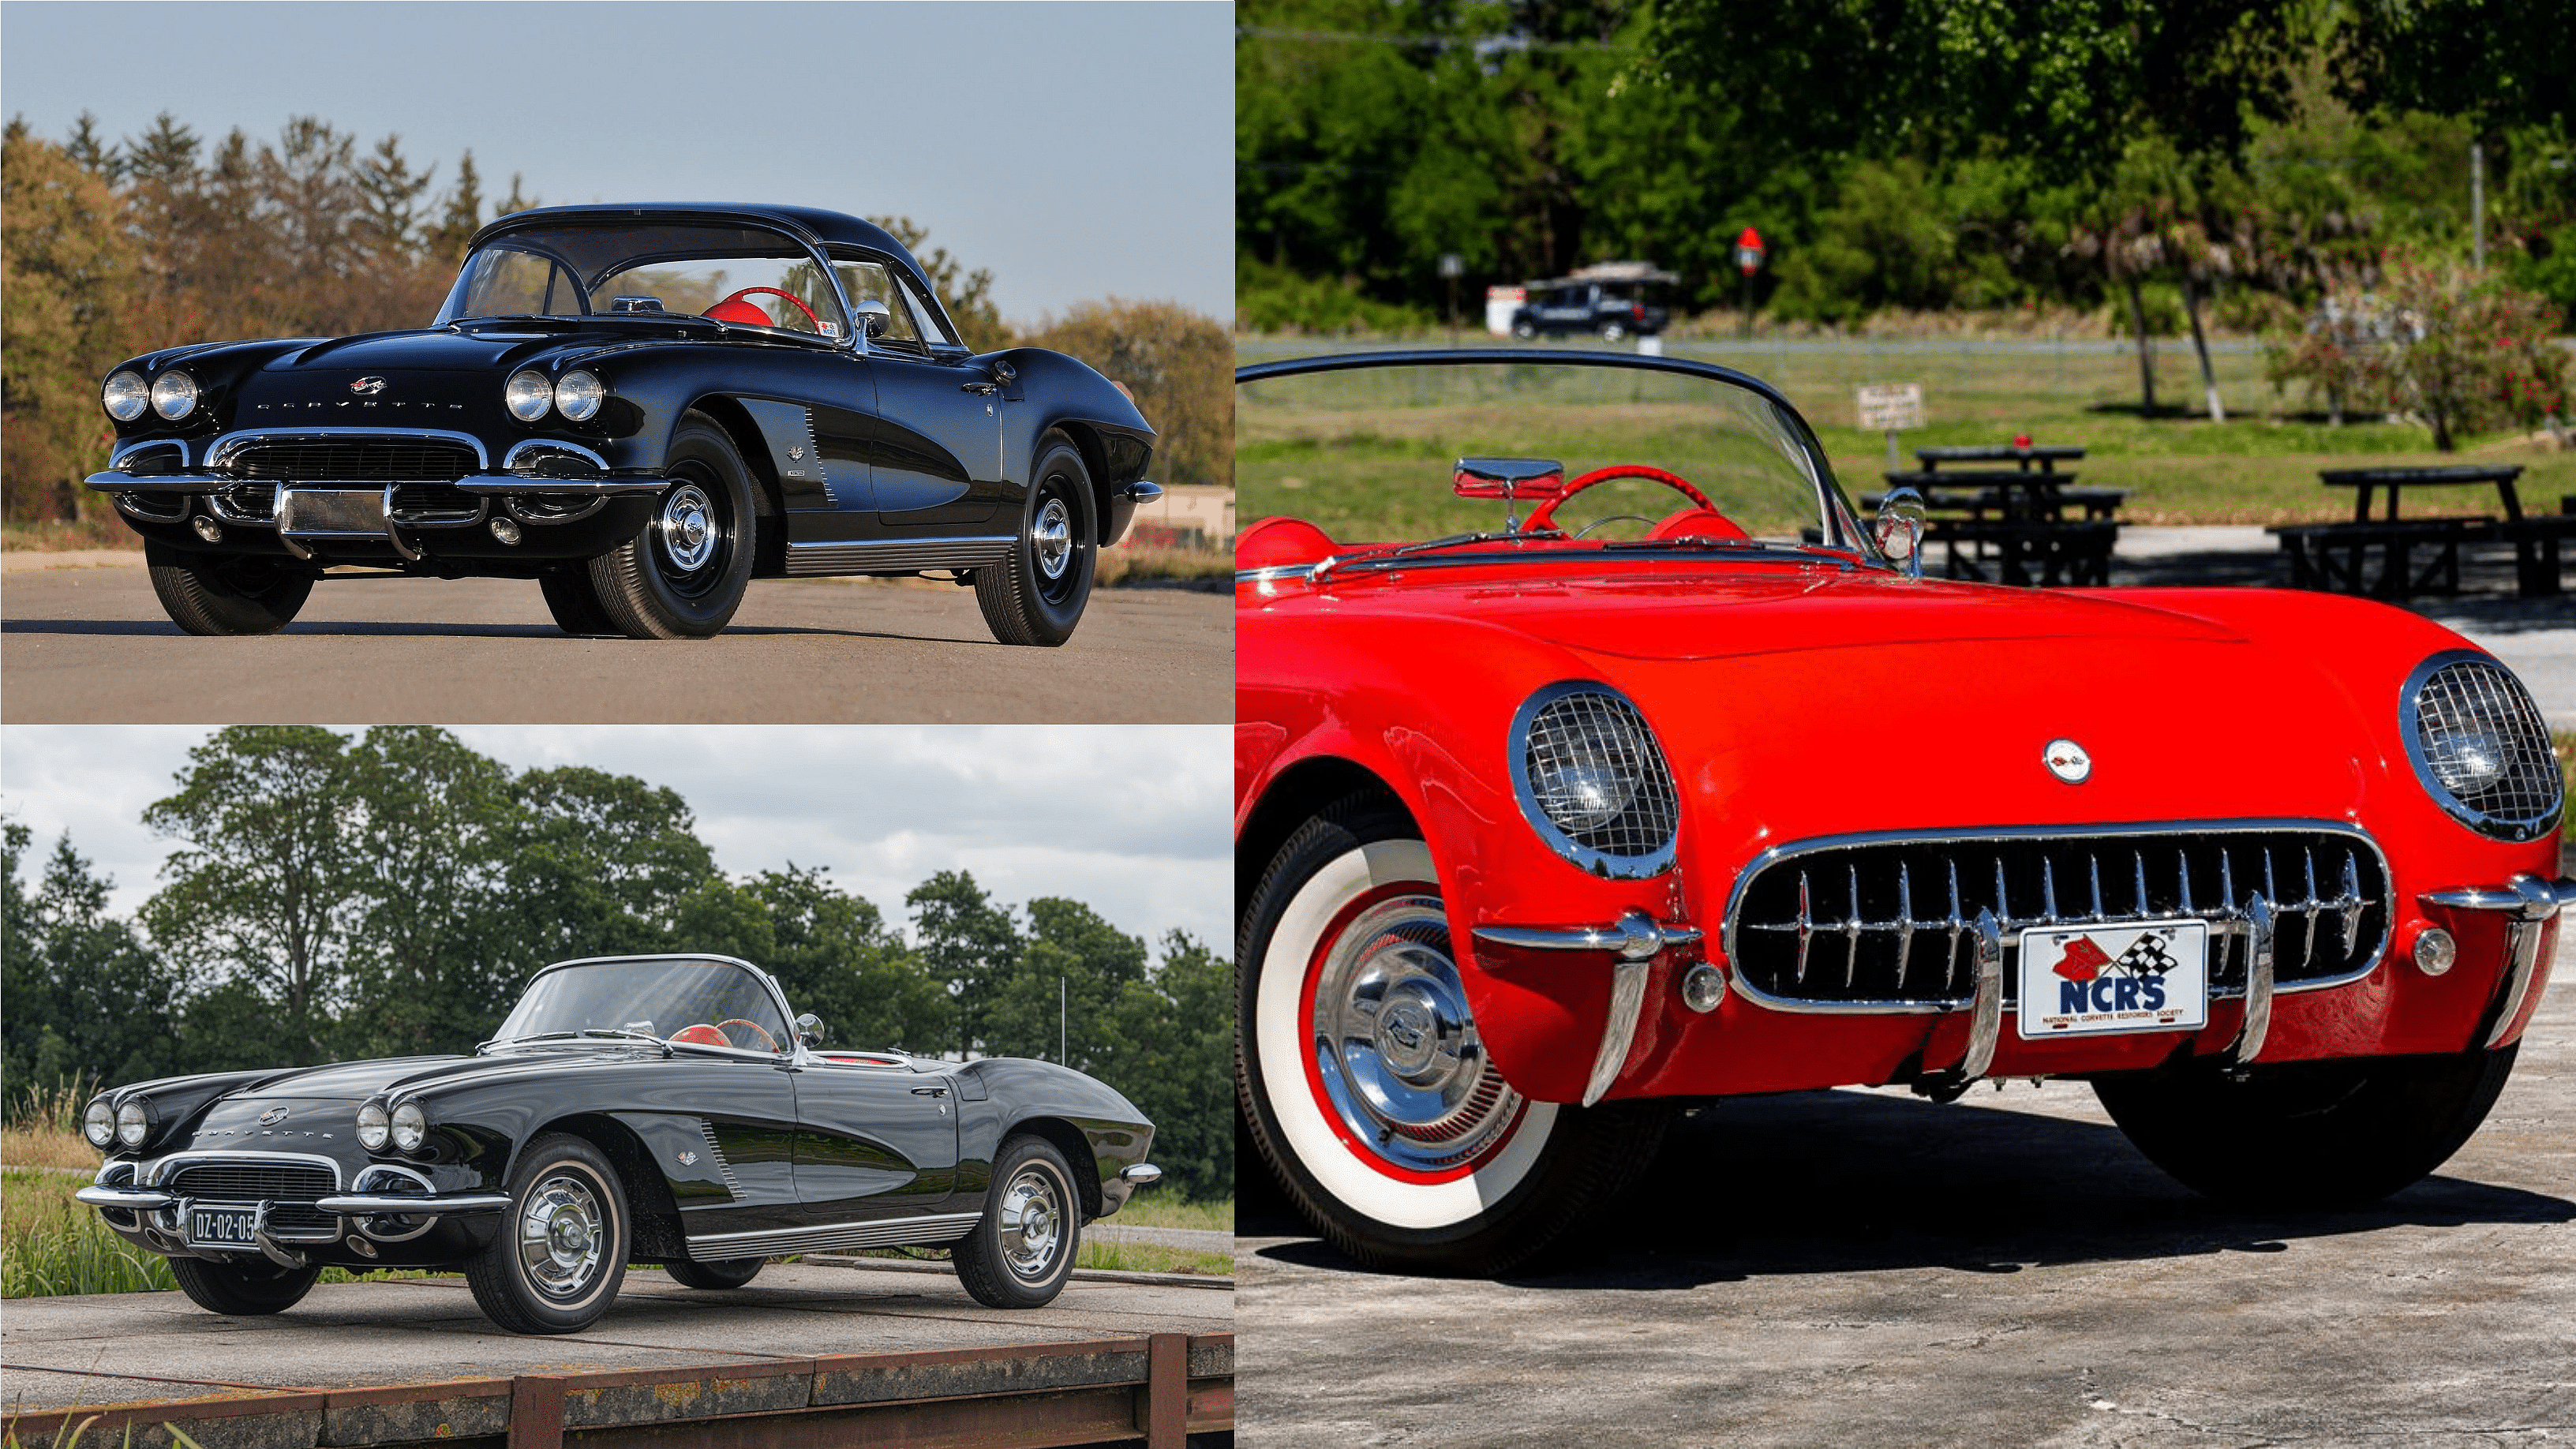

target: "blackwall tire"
[2093,1043,2519,1208]
[1237,792,1668,1276]
[665,1256,766,1290]
[953,1134,1082,1309]
[170,1256,322,1316]
[463,1133,630,1335]
[1511,320,1537,340]
[539,567,620,636]
[144,540,313,635]
[975,432,1096,647]
[586,414,756,639]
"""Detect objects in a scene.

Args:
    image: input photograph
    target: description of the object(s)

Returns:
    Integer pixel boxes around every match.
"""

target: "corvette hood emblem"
[257,1106,290,1125]
[2044,739,2091,784]
[350,376,388,395]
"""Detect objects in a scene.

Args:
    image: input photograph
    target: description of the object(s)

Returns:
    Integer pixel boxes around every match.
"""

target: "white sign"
[1485,285,1528,337]
[1856,383,1924,432]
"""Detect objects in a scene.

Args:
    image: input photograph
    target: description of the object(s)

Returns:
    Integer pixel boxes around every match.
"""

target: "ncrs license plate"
[2016,921,2209,1039]
[185,1204,260,1250]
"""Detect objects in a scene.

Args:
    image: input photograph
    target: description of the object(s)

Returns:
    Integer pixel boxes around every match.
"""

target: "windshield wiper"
[476,1028,670,1057]
[1312,528,1565,582]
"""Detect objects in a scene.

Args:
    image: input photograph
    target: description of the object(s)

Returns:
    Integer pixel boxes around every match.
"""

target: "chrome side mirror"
[1874,486,1927,578]
[795,1013,826,1046]
[851,299,893,339]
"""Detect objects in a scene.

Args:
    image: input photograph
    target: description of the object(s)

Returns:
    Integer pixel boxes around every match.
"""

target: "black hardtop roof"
[467,203,926,280]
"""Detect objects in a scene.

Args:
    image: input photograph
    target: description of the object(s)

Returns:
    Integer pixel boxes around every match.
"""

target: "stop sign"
[1735,227,1766,276]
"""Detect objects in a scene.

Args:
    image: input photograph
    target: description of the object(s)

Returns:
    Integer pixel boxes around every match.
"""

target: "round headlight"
[1509,683,1679,878]
[84,1099,116,1148]
[149,370,198,421]
[357,1100,391,1151]
[103,370,150,421]
[115,1100,152,1148]
[504,370,554,421]
[2403,652,2561,841]
[391,1101,427,1151]
[552,369,605,422]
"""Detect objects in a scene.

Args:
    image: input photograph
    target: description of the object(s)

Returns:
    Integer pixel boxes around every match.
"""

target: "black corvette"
[83,203,1161,645]
[74,954,1162,1334]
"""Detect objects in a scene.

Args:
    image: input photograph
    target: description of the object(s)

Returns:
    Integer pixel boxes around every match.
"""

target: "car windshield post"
[437,223,853,342]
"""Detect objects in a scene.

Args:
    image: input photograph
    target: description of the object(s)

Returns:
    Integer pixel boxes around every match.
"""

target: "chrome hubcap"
[519,1174,605,1298]
[997,1165,1066,1281]
[660,484,717,572]
[1311,895,1522,1173]
[1033,496,1073,582]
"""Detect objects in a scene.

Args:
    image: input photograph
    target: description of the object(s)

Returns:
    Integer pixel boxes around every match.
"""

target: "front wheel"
[144,540,313,635]
[1510,318,1537,340]
[170,1256,321,1315]
[586,414,757,638]
[2092,1043,2518,1208]
[1597,320,1628,343]
[464,1133,630,1334]
[665,1256,765,1290]
[1237,792,1668,1276]
[953,1134,1083,1308]
[975,432,1097,646]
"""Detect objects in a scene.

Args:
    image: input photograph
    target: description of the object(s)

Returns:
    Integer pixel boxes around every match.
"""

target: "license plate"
[186,1205,260,1250]
[2016,921,2209,1039]
[279,487,387,534]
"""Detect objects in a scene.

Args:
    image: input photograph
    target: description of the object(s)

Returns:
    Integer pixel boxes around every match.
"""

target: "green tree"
[983,897,1149,1069]
[906,870,1020,1059]
[505,766,718,969]
[1,118,136,520]
[1015,300,1231,487]
[709,864,950,1053]
[1103,933,1232,1202]
[2,824,187,1095]
[868,216,1008,350]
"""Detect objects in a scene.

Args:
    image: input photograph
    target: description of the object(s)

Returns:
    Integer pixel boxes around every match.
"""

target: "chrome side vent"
[698,1121,743,1200]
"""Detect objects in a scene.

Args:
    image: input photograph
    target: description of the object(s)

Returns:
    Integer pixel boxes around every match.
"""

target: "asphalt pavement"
[0,555,1229,724]
[1236,939,2576,1447]
[0,1259,1232,1413]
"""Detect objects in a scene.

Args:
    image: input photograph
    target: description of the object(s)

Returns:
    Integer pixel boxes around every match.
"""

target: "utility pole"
[2471,143,2486,269]
[1059,976,1066,1065]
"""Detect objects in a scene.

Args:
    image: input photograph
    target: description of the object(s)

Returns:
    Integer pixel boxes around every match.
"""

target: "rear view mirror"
[852,299,893,339]
[795,1013,826,1046]
[1874,486,1927,578]
[1453,457,1567,500]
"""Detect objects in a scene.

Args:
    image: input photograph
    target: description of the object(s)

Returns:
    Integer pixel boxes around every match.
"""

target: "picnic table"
[1867,442,2126,586]
[2272,464,2567,599]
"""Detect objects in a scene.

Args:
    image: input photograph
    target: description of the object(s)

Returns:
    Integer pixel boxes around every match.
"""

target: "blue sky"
[0,1,1232,323]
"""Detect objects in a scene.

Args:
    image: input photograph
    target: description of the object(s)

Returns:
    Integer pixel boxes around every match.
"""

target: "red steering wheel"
[710,286,822,332]
[1522,466,1717,534]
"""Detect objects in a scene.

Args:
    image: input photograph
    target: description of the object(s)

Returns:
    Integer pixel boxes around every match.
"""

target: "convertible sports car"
[1234,348,2564,1274]
[76,954,1160,1333]
[84,203,1159,644]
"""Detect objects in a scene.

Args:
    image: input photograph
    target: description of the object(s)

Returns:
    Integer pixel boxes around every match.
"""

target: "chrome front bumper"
[81,1155,508,1267]
[1473,910,1703,1107]
[2422,873,2567,1050]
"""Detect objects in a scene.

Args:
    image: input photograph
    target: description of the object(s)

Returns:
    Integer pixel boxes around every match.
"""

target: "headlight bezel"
[84,1099,117,1148]
[2400,649,2563,842]
[356,1100,391,1151]
[149,369,199,421]
[102,370,150,422]
[504,369,555,422]
[552,369,605,422]
[114,1099,152,1148]
[390,1100,428,1152]
[1507,680,1682,880]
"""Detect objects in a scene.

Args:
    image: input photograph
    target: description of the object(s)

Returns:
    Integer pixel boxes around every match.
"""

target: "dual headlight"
[101,369,197,422]
[84,1098,152,1149]
[504,369,605,423]
[1510,682,1680,878]
[2403,652,2563,841]
[357,1100,429,1152]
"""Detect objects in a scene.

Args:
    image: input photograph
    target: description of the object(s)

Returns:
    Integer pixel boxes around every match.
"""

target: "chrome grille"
[2413,661,2560,835]
[230,440,476,482]
[208,487,276,522]
[167,1162,338,1235]
[1727,827,2390,1008]
[1522,691,1678,860]
[389,482,482,520]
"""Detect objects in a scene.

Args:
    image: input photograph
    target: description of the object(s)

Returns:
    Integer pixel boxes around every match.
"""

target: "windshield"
[1235,356,1866,559]
[492,958,792,1054]
[439,223,847,339]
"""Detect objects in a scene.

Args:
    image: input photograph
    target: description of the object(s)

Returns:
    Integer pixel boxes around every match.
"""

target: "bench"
[1934,518,2119,587]
[2271,520,2472,598]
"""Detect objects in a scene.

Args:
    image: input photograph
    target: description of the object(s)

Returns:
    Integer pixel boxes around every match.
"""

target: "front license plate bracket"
[186,1204,261,1251]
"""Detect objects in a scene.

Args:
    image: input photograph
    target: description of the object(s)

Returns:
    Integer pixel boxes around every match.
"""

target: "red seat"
[670,1024,730,1046]
[1237,516,1336,571]
[704,298,769,325]
[1650,507,1748,541]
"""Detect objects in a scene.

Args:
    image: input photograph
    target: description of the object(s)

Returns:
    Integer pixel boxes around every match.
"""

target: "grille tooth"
[1731,829,2391,1008]
[230,440,477,483]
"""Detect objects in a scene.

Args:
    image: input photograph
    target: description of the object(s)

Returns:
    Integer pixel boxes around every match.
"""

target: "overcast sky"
[0,1,1231,323]
[0,725,1230,953]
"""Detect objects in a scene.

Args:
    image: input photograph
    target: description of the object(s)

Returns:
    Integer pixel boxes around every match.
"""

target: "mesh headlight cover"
[1510,683,1680,878]
[2404,653,2562,841]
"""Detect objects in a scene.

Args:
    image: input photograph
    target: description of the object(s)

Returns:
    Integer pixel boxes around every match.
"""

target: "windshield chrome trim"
[510,953,806,1063]
[440,216,860,354]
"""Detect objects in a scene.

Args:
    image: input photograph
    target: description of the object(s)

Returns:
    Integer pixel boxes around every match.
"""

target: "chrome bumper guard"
[84,470,668,497]
[1118,1163,1163,1185]
[74,1184,177,1211]
[1473,910,1704,1107]
[314,1191,511,1215]
[2421,874,2570,1050]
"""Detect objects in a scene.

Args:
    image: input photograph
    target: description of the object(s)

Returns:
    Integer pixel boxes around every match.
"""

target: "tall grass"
[2,1168,176,1298]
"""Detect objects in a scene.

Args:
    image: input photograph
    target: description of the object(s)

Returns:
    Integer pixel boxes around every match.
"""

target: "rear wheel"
[539,567,620,636]
[464,1133,630,1334]
[586,414,756,638]
[2093,1043,2518,1208]
[665,1256,765,1290]
[170,1256,321,1315]
[144,540,313,635]
[1511,317,1537,340]
[953,1134,1082,1308]
[975,432,1096,647]
[1238,792,1668,1276]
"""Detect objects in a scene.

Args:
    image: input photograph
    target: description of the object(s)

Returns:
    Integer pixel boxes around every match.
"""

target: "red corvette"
[1234,349,2564,1274]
